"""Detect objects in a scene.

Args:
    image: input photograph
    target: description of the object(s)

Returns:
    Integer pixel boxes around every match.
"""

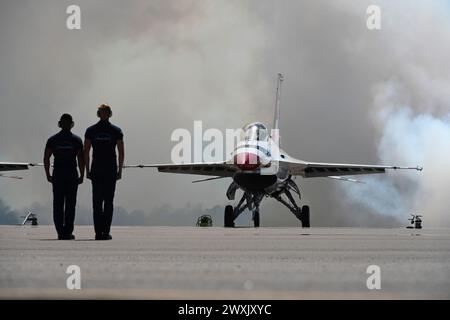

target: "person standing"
[84,104,124,240]
[44,114,84,240]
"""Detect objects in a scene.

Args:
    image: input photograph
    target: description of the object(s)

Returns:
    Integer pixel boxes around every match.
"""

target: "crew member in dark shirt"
[44,114,84,240]
[84,104,124,240]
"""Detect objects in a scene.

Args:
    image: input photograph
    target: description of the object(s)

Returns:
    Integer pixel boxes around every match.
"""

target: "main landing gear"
[224,191,263,228]
[224,179,310,228]
[272,182,310,228]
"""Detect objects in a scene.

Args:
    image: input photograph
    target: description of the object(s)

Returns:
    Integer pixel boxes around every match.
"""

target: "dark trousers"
[52,174,78,237]
[91,170,117,236]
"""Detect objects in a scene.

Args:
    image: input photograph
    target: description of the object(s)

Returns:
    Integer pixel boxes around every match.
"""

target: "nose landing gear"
[224,191,263,228]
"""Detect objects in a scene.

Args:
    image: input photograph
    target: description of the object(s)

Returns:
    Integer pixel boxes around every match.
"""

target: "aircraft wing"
[124,162,238,177]
[0,162,31,172]
[279,160,422,178]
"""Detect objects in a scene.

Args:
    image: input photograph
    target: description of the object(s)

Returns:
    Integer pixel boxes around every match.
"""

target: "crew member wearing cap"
[44,114,84,240]
[84,104,124,240]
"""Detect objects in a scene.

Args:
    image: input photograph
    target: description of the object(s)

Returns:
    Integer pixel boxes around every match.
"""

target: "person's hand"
[116,170,122,181]
[86,171,91,180]
[46,175,52,183]
[78,176,84,185]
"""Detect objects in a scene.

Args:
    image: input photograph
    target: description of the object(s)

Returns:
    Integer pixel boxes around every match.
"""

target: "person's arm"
[84,138,92,179]
[117,139,124,180]
[77,148,85,184]
[43,148,53,183]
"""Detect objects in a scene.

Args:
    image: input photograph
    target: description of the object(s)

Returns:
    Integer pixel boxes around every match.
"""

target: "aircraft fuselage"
[230,132,290,194]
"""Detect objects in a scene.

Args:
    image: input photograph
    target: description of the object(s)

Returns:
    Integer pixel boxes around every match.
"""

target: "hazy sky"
[1,0,450,227]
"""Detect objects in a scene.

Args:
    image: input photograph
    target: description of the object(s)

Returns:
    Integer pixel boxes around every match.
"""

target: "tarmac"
[1,225,450,299]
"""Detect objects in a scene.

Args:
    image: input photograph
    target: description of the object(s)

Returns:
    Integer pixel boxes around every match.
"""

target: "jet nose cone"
[234,152,261,170]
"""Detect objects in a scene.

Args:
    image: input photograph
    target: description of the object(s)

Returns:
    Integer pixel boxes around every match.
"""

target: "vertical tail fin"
[271,73,284,145]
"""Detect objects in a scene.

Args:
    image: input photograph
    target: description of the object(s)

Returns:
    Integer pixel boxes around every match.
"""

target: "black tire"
[253,210,260,228]
[224,205,235,228]
[301,205,310,228]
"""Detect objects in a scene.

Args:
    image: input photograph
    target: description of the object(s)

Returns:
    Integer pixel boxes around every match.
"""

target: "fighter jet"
[0,162,40,179]
[127,73,423,228]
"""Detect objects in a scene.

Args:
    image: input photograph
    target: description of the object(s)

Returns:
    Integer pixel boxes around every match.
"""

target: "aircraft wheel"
[253,210,260,228]
[224,205,235,228]
[301,205,310,228]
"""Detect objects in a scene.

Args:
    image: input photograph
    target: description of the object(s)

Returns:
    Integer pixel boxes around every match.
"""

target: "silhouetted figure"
[44,114,84,240]
[84,104,124,240]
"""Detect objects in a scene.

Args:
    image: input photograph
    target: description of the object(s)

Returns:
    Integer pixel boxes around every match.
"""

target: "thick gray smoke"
[344,81,450,227]
[0,199,19,224]
[0,0,269,219]
[338,0,450,227]
[1,0,449,227]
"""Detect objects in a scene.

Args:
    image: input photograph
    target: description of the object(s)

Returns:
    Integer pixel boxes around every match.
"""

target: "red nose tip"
[234,152,260,170]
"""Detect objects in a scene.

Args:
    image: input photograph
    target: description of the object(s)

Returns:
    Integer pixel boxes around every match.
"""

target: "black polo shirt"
[45,130,83,175]
[85,120,123,171]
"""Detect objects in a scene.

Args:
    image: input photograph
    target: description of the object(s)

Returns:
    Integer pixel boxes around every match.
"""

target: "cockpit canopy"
[242,122,268,142]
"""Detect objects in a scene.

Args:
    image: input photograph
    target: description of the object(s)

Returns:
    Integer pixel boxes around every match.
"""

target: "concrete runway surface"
[1,225,450,299]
